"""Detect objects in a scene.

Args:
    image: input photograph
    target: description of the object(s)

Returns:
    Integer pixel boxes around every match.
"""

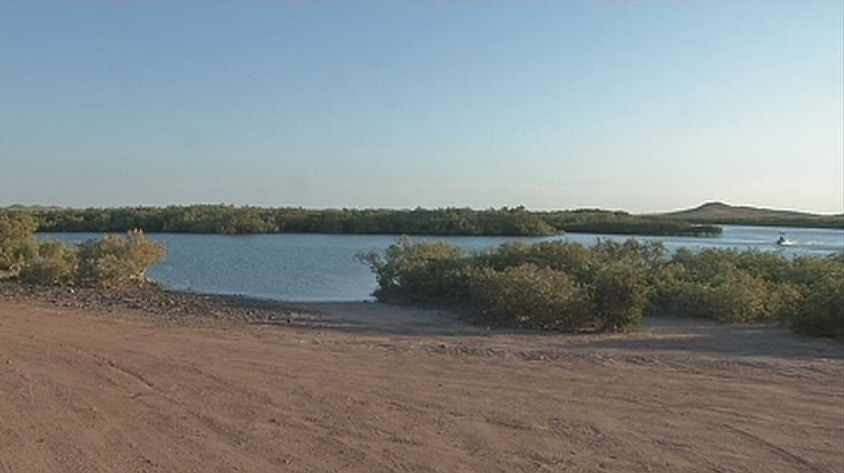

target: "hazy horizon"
[4,200,843,217]
[2,2,842,214]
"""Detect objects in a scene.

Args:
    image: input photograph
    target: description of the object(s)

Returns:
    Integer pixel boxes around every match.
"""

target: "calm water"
[41,226,844,302]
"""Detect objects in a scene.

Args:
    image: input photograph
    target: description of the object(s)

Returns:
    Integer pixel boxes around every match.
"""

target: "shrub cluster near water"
[0,213,165,288]
[359,236,844,338]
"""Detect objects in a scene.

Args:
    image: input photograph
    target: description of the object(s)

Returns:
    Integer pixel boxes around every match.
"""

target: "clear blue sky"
[1,1,841,213]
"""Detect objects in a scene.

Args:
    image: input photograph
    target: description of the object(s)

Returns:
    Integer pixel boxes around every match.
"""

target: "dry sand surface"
[0,292,842,473]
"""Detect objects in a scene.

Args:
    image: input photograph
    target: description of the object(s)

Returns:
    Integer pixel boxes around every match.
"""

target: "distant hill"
[652,202,844,229]
[3,204,64,211]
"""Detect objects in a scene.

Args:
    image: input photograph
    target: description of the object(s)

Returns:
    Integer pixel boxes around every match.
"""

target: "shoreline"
[0,281,485,336]
[1,279,841,357]
[0,280,316,326]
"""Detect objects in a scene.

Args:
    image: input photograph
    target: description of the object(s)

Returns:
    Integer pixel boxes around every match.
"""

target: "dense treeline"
[359,237,844,337]
[3,206,722,237]
[0,213,165,288]
[538,209,722,236]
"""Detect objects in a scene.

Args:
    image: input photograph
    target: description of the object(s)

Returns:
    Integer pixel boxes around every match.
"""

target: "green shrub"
[652,248,817,324]
[20,239,78,286]
[76,230,166,288]
[779,255,842,287]
[735,251,791,283]
[0,213,39,275]
[526,240,597,279]
[591,239,667,267]
[766,282,807,321]
[475,240,598,282]
[473,241,536,271]
[669,248,740,283]
[699,272,770,322]
[791,273,844,338]
[657,269,801,323]
[591,263,650,331]
[468,264,593,330]
[357,235,469,301]
[361,236,844,337]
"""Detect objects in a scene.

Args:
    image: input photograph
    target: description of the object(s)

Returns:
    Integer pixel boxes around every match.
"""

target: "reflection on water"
[40,225,843,302]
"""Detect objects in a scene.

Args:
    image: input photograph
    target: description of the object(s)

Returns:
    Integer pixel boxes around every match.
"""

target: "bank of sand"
[0,286,842,473]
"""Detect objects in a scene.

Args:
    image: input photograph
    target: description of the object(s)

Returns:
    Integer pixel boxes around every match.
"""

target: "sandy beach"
[0,286,842,473]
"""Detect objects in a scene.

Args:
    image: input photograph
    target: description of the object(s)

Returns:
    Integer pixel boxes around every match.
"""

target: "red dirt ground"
[1,298,842,472]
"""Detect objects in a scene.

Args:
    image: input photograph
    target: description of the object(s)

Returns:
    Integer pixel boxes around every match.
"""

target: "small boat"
[776,234,796,246]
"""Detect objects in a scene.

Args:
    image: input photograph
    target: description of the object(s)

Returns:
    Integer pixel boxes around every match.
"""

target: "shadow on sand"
[561,315,844,360]
[230,296,843,361]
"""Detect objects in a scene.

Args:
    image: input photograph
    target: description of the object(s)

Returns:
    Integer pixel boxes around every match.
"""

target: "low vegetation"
[0,212,39,275]
[360,237,844,338]
[1,213,165,288]
[3,205,721,237]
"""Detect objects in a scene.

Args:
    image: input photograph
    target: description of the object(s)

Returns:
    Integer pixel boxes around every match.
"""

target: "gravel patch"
[0,280,322,326]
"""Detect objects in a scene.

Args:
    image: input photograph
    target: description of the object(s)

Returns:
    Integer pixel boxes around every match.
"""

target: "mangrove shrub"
[361,237,844,337]
[0,214,167,288]
[357,235,470,302]
[20,239,78,286]
[75,230,166,288]
[0,213,39,275]
[468,264,593,330]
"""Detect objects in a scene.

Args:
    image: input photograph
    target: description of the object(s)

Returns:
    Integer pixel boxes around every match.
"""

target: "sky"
[0,1,842,214]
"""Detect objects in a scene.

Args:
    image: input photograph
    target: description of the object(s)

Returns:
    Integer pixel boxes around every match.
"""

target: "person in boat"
[776,234,787,245]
